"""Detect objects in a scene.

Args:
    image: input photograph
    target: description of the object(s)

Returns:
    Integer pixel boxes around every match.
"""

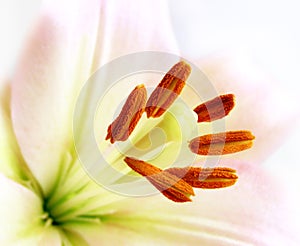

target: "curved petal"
[68,162,299,245]
[0,174,61,245]
[0,80,34,185]
[11,0,179,194]
[0,81,22,178]
[16,228,62,246]
[195,53,300,163]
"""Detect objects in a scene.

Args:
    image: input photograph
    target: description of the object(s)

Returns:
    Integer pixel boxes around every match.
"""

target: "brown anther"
[146,61,191,118]
[189,130,255,155]
[124,157,195,203]
[165,167,238,189]
[106,84,147,144]
[194,94,235,122]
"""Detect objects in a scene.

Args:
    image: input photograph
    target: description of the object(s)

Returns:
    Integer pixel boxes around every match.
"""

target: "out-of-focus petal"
[43,0,178,68]
[195,53,300,163]
[0,174,61,245]
[16,227,62,246]
[72,161,298,245]
[11,14,79,195]
[11,0,178,194]
[0,80,30,182]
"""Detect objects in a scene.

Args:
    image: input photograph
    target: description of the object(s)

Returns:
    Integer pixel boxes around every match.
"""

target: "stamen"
[165,167,238,189]
[106,84,147,143]
[194,94,235,122]
[102,61,256,204]
[124,157,195,203]
[189,130,255,155]
[146,61,191,118]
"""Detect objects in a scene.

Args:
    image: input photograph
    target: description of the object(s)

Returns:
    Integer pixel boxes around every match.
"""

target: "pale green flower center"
[39,102,196,228]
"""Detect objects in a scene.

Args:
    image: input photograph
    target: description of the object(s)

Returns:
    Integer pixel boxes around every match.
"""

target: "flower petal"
[11,15,79,195]
[11,0,178,194]
[17,227,62,246]
[0,174,62,245]
[0,80,38,188]
[195,53,300,163]
[78,162,298,245]
[0,81,23,178]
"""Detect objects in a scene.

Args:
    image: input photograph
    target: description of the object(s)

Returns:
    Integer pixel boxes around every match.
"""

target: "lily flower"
[0,0,299,245]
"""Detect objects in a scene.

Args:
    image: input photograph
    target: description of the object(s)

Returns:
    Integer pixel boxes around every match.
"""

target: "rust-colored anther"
[189,130,255,155]
[106,84,147,144]
[194,94,235,122]
[165,167,238,189]
[146,61,191,118]
[124,157,195,203]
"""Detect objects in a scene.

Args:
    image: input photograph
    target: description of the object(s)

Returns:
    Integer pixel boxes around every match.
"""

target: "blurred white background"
[1,0,299,223]
[170,0,300,91]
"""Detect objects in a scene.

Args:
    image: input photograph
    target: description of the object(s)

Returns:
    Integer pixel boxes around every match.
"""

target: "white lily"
[0,0,299,245]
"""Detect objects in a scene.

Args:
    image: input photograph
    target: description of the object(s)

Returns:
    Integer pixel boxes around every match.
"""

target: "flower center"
[42,200,60,226]
[100,61,255,203]
[38,152,102,227]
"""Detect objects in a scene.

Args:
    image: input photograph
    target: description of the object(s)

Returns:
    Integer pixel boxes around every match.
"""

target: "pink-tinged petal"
[0,1,41,75]
[195,53,300,163]
[0,80,34,184]
[11,0,179,194]
[77,162,298,245]
[11,15,79,195]
[42,0,178,69]
[0,174,61,245]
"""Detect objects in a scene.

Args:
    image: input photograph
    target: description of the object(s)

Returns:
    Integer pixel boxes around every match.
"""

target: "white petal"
[11,0,178,194]
[43,0,178,67]
[0,174,62,245]
[82,162,298,245]
[195,53,300,163]
[0,80,28,181]
[16,227,62,246]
